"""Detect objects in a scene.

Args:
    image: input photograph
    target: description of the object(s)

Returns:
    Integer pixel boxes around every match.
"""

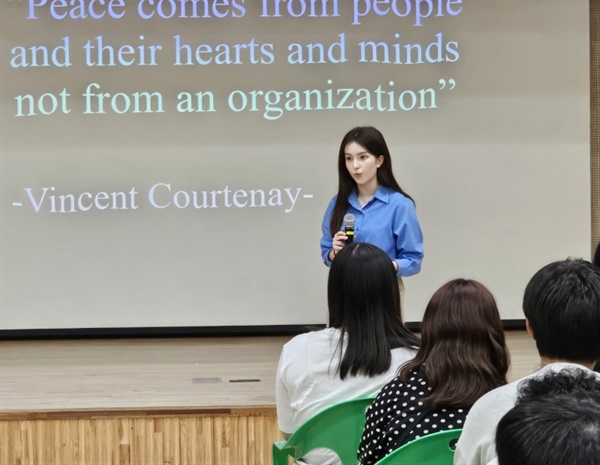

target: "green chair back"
[272,396,375,465]
[373,429,462,465]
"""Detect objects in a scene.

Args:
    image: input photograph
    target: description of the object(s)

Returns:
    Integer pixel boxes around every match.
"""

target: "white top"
[454,362,600,465]
[276,327,416,464]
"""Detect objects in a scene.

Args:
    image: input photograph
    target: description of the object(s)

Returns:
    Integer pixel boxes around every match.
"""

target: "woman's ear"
[525,319,535,339]
[376,155,384,168]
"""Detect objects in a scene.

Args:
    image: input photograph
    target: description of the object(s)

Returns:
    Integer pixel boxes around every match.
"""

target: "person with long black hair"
[320,126,424,308]
[276,243,419,465]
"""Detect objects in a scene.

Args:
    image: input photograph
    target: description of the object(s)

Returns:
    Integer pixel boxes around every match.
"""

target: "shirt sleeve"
[454,430,498,465]
[275,345,295,435]
[453,392,505,465]
[319,197,337,266]
[391,199,424,277]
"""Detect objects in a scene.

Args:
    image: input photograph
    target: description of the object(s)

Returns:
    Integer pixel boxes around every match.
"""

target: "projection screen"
[0,0,590,331]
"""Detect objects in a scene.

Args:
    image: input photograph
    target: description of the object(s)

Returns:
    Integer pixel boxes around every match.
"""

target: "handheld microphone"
[343,214,356,243]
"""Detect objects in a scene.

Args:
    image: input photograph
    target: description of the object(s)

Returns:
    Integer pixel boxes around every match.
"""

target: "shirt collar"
[349,185,392,205]
[373,185,392,203]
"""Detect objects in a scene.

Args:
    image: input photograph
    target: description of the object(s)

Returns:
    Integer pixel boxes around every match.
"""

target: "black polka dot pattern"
[357,368,468,465]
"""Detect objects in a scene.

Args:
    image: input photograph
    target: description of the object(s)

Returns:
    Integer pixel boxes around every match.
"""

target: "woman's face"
[344,141,383,189]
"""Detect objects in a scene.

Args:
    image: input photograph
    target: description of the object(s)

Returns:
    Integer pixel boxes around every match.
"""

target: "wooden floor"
[0,331,539,413]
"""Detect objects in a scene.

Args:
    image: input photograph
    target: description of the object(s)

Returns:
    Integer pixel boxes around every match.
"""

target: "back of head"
[497,370,600,465]
[523,258,600,363]
[328,243,418,379]
[400,278,510,408]
[516,367,600,403]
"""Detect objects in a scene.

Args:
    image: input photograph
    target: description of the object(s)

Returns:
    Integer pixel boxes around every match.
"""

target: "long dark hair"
[400,279,510,408]
[328,243,419,379]
[329,126,414,235]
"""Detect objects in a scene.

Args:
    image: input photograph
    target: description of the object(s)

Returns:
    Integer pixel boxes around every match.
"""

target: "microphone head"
[343,213,356,227]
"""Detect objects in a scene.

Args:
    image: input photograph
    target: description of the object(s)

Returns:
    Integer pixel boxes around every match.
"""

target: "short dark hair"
[516,367,600,403]
[522,259,600,363]
[399,279,510,408]
[496,369,600,465]
[328,242,419,379]
[497,395,600,465]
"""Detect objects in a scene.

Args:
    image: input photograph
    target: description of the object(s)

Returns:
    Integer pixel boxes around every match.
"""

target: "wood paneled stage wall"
[0,409,281,465]
[0,336,288,465]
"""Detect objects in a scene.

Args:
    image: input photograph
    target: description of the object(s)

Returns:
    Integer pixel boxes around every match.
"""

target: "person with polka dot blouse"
[358,279,510,465]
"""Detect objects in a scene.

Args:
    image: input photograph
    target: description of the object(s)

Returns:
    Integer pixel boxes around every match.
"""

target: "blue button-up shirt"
[320,186,424,277]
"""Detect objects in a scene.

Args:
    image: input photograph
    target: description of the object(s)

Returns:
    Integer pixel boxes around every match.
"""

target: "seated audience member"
[513,365,600,403]
[358,279,510,465]
[454,259,600,465]
[496,368,600,465]
[276,243,419,465]
[594,242,600,373]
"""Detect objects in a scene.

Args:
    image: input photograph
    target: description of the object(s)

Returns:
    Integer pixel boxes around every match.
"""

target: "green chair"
[272,396,375,465]
[373,429,462,465]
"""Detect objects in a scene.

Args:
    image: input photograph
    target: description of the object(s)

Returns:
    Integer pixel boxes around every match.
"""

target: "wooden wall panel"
[0,413,283,465]
[592,0,600,251]
[162,418,181,465]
